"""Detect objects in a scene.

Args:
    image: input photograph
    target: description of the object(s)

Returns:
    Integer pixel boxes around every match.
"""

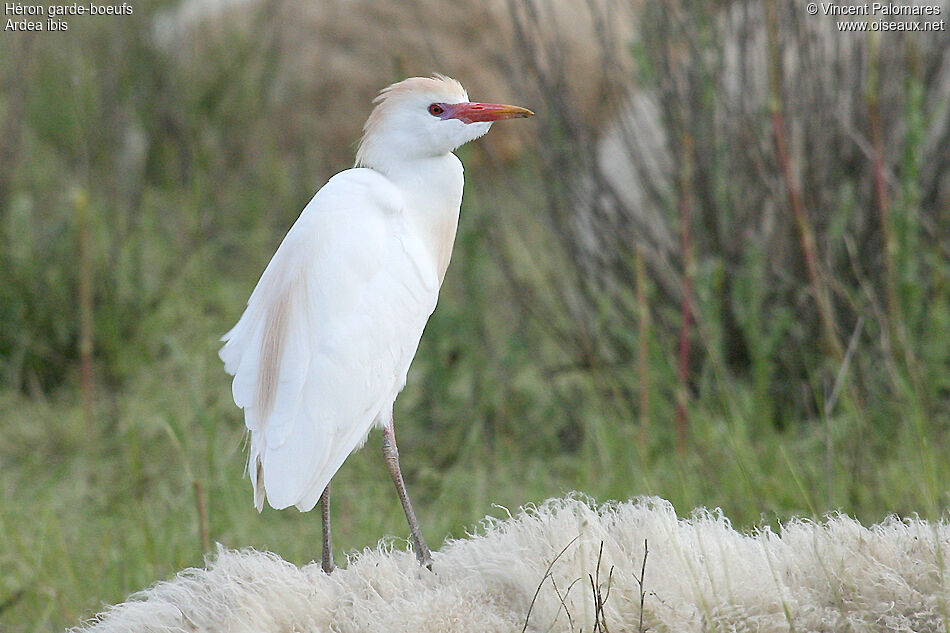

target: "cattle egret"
[220,75,533,572]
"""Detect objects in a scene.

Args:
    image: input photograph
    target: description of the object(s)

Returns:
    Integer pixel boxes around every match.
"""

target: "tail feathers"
[251,451,265,513]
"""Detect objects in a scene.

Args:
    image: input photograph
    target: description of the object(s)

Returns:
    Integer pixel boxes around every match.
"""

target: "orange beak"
[443,102,535,124]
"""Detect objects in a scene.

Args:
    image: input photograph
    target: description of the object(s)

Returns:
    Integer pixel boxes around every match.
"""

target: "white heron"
[219,75,533,572]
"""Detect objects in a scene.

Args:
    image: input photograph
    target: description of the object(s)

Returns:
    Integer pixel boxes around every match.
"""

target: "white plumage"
[220,168,435,511]
[219,75,532,569]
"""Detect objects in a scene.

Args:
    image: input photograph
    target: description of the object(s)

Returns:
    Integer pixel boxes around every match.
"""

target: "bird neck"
[379,153,465,286]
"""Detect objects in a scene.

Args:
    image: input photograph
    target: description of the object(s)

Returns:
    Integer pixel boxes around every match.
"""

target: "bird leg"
[382,419,433,569]
[320,483,335,574]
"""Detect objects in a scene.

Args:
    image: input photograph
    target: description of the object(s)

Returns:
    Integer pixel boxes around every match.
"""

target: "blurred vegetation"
[1,1,948,631]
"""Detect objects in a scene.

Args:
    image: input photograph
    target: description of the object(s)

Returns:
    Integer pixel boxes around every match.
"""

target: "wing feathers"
[256,286,291,427]
[221,168,440,512]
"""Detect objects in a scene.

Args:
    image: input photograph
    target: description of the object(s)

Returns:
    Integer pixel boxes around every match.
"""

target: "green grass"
[1,173,947,631]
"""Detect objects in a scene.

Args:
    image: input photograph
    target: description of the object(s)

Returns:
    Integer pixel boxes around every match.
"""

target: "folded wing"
[220,168,440,511]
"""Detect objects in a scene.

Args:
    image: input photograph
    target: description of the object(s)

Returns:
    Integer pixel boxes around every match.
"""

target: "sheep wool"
[72,496,950,632]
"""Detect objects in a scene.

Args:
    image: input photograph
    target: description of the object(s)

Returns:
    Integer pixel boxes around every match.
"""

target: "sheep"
[71,495,950,632]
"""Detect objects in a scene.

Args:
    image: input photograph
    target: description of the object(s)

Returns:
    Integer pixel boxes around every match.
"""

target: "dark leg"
[382,417,433,569]
[320,483,335,574]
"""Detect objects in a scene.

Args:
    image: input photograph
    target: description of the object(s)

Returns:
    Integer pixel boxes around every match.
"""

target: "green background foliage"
[1,1,948,630]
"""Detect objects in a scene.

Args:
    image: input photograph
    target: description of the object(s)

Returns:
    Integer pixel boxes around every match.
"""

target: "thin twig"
[635,539,649,633]
[823,315,864,508]
[635,246,651,453]
[675,127,694,456]
[764,0,842,360]
[545,577,581,633]
[522,535,580,633]
[824,316,865,420]
[589,541,615,633]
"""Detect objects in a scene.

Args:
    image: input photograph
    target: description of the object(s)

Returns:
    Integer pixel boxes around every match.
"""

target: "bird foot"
[414,540,433,571]
[418,553,433,572]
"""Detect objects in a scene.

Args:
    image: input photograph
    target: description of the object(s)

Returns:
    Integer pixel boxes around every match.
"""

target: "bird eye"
[428,103,445,117]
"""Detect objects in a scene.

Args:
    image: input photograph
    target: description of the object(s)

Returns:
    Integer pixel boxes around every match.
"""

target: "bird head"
[355,75,534,171]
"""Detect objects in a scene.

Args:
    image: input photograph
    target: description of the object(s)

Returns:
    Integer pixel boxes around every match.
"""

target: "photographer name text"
[818,3,941,15]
